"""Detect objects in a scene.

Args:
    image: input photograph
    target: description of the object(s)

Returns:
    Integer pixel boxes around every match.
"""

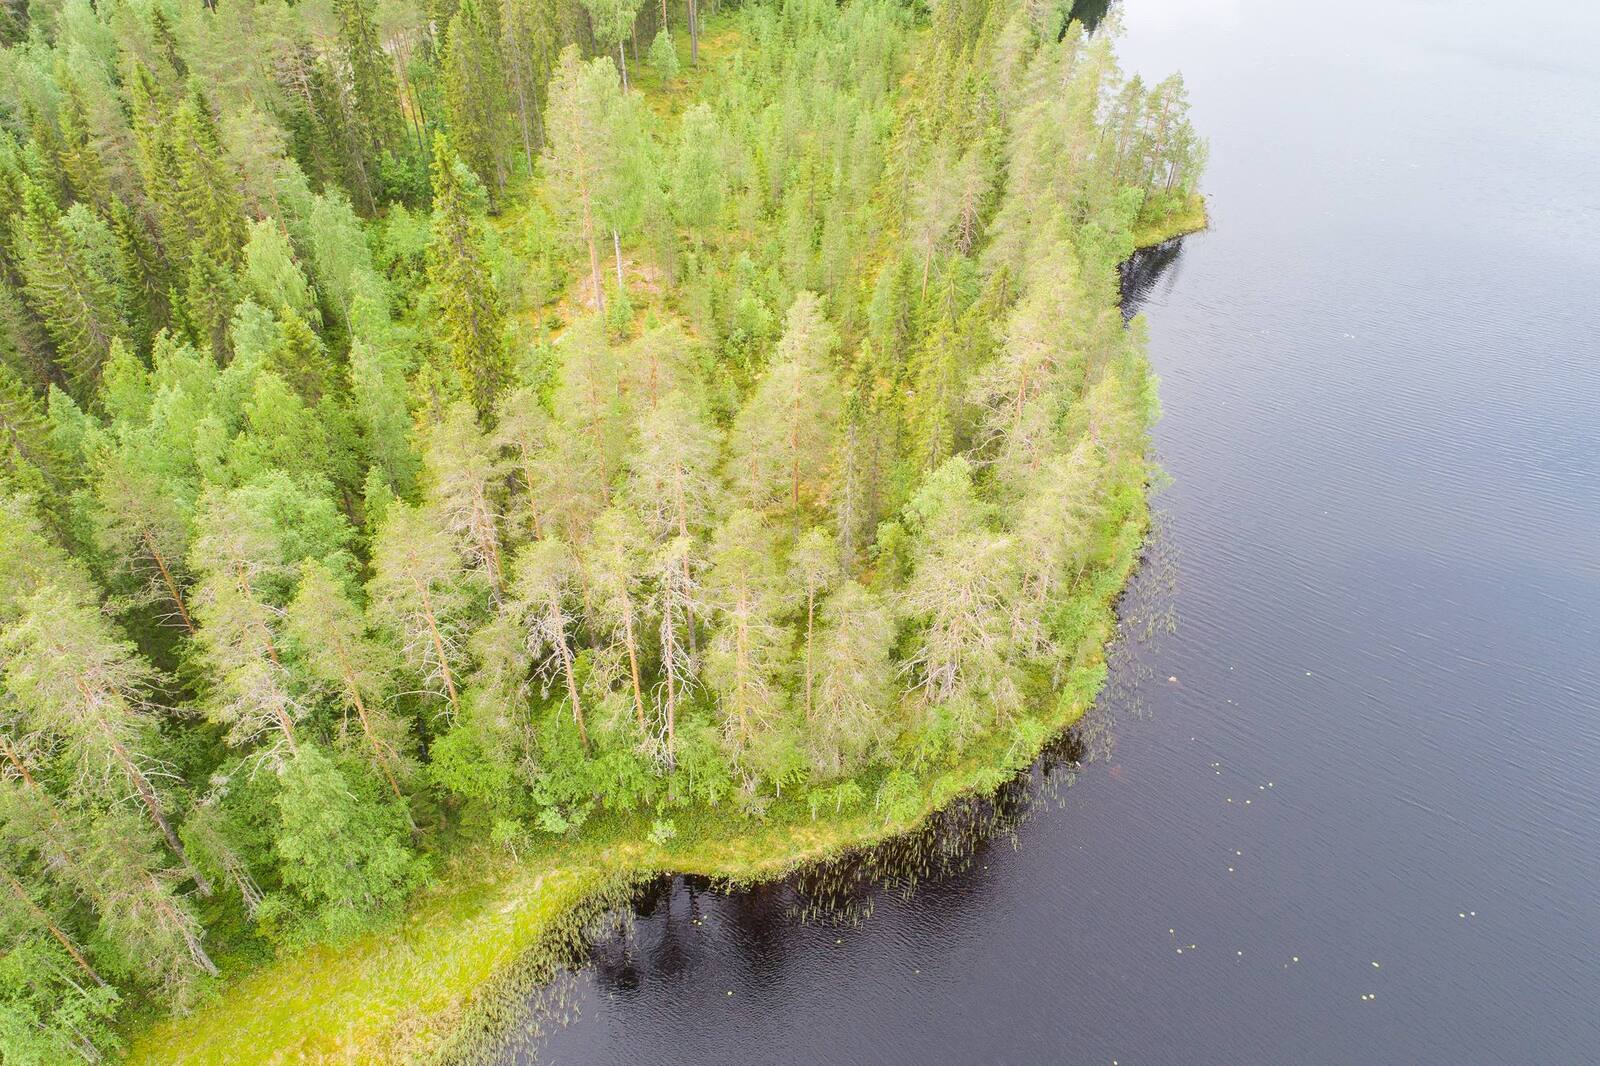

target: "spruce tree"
[13,182,125,389]
[334,0,407,162]
[440,0,512,198]
[426,135,511,418]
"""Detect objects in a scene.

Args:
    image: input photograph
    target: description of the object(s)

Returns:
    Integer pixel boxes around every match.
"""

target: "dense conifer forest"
[0,0,1202,1057]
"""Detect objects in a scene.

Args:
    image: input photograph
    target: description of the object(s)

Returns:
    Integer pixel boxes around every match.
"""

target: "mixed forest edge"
[0,0,1205,1060]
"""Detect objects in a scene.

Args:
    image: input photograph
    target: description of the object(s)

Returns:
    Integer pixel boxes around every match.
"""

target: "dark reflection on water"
[498,0,1600,1062]
[1119,238,1185,321]
[497,517,1179,1064]
[1067,0,1112,34]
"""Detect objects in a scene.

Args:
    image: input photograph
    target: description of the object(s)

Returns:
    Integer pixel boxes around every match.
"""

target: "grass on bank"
[126,479,1151,1065]
[123,18,1197,1065]
[1131,192,1209,249]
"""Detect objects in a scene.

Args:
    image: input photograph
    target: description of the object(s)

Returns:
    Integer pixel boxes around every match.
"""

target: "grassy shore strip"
[124,32,1182,1059]
[1132,193,1210,249]
[125,474,1151,1065]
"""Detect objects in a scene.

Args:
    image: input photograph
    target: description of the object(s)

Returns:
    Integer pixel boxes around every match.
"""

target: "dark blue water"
[508,1,1600,1061]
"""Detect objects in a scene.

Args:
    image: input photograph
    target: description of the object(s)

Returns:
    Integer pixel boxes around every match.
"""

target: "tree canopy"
[0,0,1201,1054]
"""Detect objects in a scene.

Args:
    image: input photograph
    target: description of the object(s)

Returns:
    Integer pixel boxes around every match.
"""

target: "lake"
[503,0,1600,1061]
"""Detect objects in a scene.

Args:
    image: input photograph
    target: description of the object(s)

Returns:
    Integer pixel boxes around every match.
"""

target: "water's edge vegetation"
[121,221,1202,1066]
[0,0,1203,1059]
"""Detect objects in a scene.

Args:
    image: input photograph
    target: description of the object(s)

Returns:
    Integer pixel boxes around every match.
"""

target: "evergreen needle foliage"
[0,0,1203,1059]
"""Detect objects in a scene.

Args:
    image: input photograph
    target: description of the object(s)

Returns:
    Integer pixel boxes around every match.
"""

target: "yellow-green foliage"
[1133,192,1209,249]
[125,453,1151,1065]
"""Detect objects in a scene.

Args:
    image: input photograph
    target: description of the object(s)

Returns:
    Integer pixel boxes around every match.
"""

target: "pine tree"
[551,315,626,492]
[581,504,653,735]
[1010,437,1104,650]
[788,526,837,723]
[544,48,619,314]
[507,538,589,750]
[188,487,303,765]
[703,508,789,757]
[627,388,720,544]
[284,561,411,808]
[426,135,511,418]
[421,401,507,599]
[91,446,197,634]
[368,501,475,721]
[728,292,841,519]
[808,579,895,776]
[492,385,554,538]
[1,585,212,896]
[900,457,1023,733]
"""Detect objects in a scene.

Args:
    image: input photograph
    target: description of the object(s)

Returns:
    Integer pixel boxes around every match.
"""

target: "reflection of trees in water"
[1068,0,1113,34]
[1120,237,1186,321]
[493,525,1176,1066]
[551,511,1180,980]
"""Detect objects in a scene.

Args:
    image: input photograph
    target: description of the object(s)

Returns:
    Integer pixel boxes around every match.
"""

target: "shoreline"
[128,470,1152,1066]
[1133,194,1210,249]
[123,204,1203,1066]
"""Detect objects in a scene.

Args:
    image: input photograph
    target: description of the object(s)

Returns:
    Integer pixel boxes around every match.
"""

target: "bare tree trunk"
[99,724,214,898]
[555,628,589,753]
[143,532,195,634]
[690,0,699,63]
[332,642,411,822]
[3,870,107,987]
[620,597,647,731]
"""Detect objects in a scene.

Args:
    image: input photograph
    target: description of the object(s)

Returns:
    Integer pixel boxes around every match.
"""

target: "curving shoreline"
[126,206,1209,1065]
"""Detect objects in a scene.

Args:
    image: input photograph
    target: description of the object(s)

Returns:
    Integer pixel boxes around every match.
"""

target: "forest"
[0,0,1202,1058]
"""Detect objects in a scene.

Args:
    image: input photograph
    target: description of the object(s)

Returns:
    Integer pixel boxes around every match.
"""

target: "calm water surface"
[505,0,1600,1061]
